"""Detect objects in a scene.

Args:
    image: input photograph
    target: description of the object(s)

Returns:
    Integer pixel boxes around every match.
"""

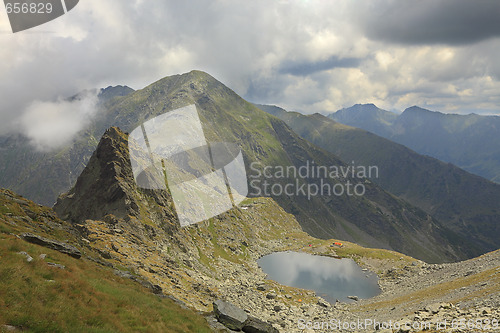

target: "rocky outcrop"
[213,300,279,333]
[50,126,305,330]
[54,127,178,236]
[243,316,279,333]
[213,300,248,330]
[20,232,81,258]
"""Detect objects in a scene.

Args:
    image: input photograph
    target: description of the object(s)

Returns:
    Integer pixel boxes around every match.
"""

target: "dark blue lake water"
[257,251,380,303]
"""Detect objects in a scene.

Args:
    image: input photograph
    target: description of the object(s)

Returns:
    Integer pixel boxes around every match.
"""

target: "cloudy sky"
[2,0,500,140]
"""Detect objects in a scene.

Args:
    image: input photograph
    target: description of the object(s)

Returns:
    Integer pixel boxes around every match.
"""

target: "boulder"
[317,297,330,308]
[213,300,248,330]
[47,262,65,269]
[20,233,81,259]
[425,303,441,314]
[266,293,277,299]
[243,316,279,333]
[256,285,269,291]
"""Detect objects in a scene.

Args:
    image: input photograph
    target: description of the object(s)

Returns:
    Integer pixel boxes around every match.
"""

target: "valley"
[259,104,500,260]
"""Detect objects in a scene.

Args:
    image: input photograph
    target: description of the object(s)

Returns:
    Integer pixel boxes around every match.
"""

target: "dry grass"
[0,233,212,333]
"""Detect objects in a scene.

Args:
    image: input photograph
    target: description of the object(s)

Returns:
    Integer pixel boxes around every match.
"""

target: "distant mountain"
[98,85,135,102]
[258,104,500,259]
[332,103,397,137]
[0,71,467,262]
[328,104,500,183]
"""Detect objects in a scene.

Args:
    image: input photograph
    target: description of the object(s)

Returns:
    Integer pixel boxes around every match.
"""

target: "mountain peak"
[54,126,178,231]
[329,103,397,136]
[341,103,380,112]
[354,103,378,109]
[152,70,219,89]
[402,106,435,114]
[98,85,135,103]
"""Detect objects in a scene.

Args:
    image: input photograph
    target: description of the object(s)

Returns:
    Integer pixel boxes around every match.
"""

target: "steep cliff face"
[54,127,177,231]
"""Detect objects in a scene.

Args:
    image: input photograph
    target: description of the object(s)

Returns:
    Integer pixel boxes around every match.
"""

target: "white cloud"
[19,91,98,151]
[1,0,500,142]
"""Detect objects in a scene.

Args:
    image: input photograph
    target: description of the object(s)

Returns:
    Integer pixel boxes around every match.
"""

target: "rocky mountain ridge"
[0,71,462,262]
[39,71,466,263]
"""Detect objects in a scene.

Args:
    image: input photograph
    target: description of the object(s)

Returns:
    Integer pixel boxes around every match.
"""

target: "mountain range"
[329,104,500,183]
[0,70,477,263]
[1,70,500,332]
[1,104,499,332]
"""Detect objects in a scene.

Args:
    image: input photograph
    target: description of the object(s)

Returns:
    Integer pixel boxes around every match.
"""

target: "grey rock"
[47,262,65,269]
[205,314,240,332]
[347,295,359,301]
[97,249,112,259]
[266,293,277,299]
[20,233,81,259]
[440,302,453,310]
[213,300,248,331]
[243,316,279,333]
[317,297,330,308]
[480,307,491,315]
[17,251,33,262]
[304,307,316,317]
[113,270,164,295]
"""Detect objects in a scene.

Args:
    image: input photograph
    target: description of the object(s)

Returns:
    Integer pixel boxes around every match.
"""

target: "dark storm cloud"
[361,0,500,45]
[279,56,362,76]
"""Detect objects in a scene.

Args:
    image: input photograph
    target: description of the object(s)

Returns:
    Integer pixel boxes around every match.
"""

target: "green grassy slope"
[0,189,212,333]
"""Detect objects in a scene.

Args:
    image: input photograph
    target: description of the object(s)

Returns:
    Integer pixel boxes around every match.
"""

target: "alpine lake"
[257,251,380,304]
